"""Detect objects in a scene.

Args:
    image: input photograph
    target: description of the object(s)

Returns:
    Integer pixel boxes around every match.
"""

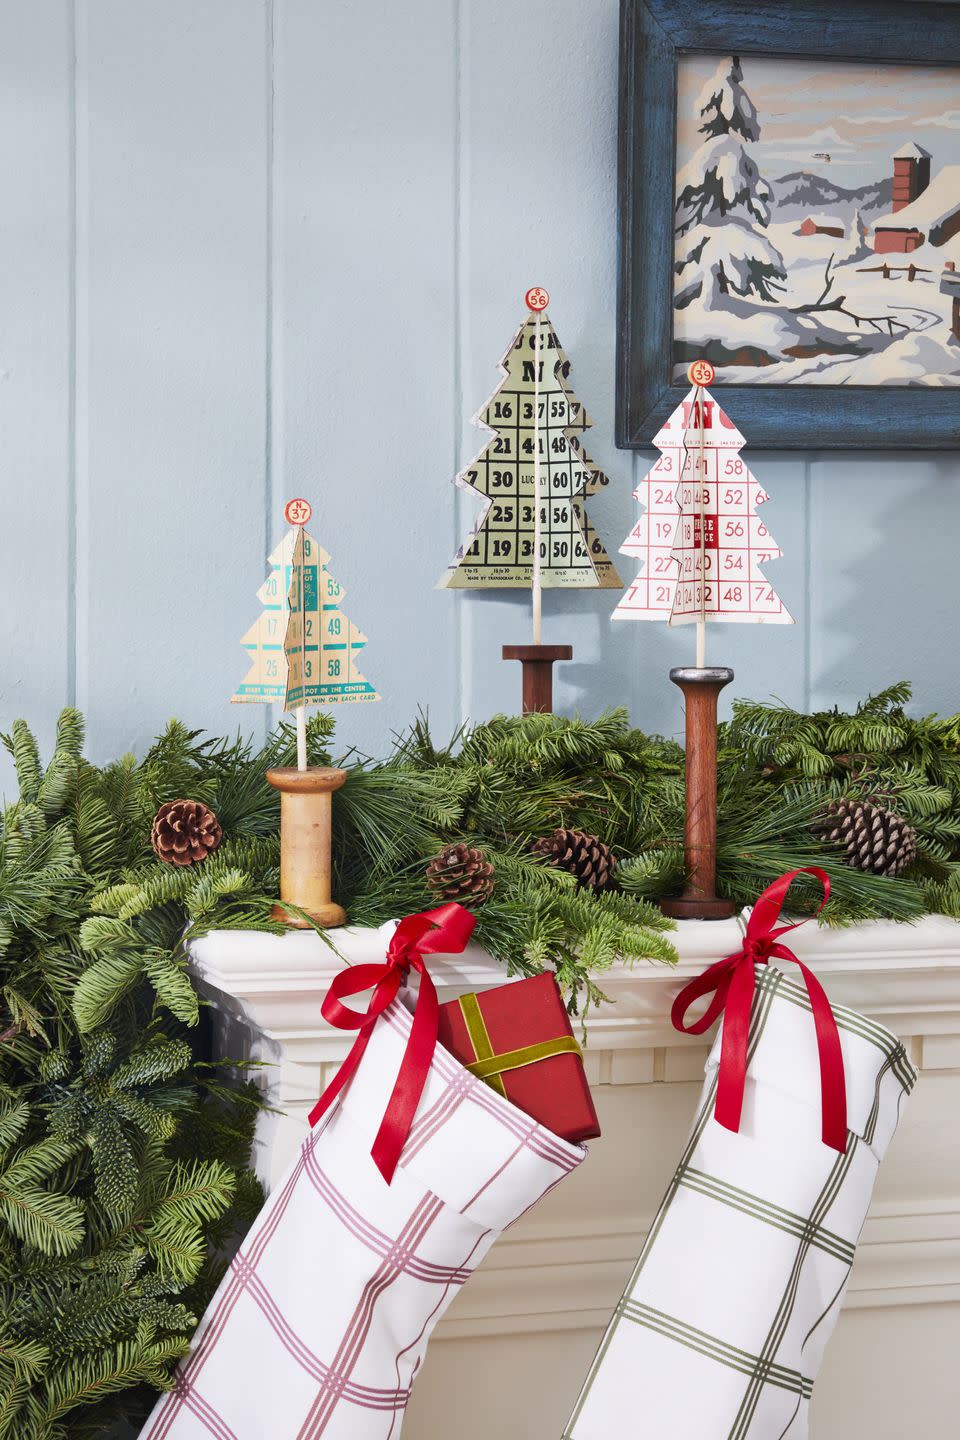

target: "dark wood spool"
[501,644,573,714]
[660,666,735,921]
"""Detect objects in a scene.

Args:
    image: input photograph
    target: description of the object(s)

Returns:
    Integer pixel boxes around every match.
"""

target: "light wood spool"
[265,766,347,928]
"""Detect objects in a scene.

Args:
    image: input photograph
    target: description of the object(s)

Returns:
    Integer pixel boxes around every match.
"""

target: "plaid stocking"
[564,963,915,1440]
[141,994,584,1440]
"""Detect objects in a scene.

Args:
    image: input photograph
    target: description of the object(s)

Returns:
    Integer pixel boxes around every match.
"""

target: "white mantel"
[191,917,960,1440]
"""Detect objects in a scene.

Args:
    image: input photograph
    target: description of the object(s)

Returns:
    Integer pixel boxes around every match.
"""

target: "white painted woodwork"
[192,916,960,1438]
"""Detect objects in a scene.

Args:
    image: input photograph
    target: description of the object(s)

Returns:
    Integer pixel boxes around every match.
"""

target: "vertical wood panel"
[458,0,625,725]
[455,1,808,738]
[0,1,73,798]
[1,0,957,785]
[274,0,458,756]
[75,0,269,761]
[808,454,960,717]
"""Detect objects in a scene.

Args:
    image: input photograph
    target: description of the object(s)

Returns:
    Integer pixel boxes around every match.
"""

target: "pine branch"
[1,723,41,805]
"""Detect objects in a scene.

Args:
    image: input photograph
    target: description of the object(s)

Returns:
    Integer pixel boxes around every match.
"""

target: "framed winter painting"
[618,0,960,448]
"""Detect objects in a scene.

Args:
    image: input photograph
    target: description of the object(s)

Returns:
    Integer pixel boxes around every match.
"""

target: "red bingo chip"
[284,497,312,526]
[525,286,550,312]
[687,359,715,387]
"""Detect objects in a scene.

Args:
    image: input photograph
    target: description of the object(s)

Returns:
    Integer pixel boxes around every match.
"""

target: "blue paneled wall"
[2,0,957,799]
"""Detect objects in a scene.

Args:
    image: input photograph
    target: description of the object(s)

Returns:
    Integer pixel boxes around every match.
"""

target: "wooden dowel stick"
[532,310,543,645]
[296,707,307,772]
[696,382,707,668]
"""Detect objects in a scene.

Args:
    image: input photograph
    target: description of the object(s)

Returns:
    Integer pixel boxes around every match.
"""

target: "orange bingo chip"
[525,286,550,312]
[284,498,312,526]
[687,359,715,387]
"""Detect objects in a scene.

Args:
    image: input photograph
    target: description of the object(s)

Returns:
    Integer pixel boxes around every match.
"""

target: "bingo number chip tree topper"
[232,498,380,927]
[614,362,793,918]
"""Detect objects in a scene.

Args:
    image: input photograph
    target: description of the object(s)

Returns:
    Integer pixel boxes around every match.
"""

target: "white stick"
[296,706,307,771]
[295,526,308,771]
[532,311,543,645]
[697,383,707,670]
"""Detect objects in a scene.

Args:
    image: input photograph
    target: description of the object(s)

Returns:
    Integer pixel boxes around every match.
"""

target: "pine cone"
[812,799,917,878]
[425,843,495,904]
[530,828,617,891]
[151,799,222,867]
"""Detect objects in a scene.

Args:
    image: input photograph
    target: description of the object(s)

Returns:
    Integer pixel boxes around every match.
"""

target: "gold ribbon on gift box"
[457,992,582,1099]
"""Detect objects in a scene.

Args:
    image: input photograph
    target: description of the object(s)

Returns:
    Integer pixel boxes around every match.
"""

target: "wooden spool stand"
[265,766,347,928]
[660,666,735,921]
[502,644,573,714]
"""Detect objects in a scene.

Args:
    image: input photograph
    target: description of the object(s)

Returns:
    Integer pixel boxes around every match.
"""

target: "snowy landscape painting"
[673,54,960,386]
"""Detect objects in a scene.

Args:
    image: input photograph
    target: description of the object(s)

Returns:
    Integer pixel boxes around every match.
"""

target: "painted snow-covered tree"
[675,55,786,307]
[841,207,870,264]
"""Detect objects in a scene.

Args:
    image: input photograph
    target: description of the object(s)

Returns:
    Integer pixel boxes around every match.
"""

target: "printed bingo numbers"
[232,509,379,709]
[613,383,792,627]
[439,301,621,591]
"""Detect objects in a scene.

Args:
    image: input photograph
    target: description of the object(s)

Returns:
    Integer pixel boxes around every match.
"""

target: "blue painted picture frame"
[618,0,960,449]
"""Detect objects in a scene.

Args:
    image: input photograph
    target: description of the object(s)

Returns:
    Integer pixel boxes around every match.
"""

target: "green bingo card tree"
[439,289,622,713]
[439,293,621,595]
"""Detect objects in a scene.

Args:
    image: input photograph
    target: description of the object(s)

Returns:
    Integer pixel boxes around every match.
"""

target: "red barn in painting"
[798,214,844,237]
[892,142,931,209]
[873,143,960,253]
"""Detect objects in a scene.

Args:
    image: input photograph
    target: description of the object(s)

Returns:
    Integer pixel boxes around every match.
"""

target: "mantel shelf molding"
[191,911,960,1063]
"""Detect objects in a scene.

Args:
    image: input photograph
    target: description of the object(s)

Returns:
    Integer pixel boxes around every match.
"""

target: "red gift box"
[436,971,601,1144]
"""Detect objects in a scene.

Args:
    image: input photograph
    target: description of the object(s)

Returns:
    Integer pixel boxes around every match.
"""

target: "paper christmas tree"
[232,502,379,709]
[613,376,792,626]
[439,298,621,590]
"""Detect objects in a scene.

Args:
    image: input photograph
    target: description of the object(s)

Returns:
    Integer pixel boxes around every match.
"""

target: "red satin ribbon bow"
[670,868,847,1153]
[308,903,477,1183]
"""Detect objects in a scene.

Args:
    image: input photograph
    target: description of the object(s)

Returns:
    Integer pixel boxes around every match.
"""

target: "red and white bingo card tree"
[613,361,792,659]
[614,362,793,919]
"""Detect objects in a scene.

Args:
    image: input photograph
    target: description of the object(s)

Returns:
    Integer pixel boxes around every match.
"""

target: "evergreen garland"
[2,681,959,1430]
[0,713,271,1439]
[720,683,960,918]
